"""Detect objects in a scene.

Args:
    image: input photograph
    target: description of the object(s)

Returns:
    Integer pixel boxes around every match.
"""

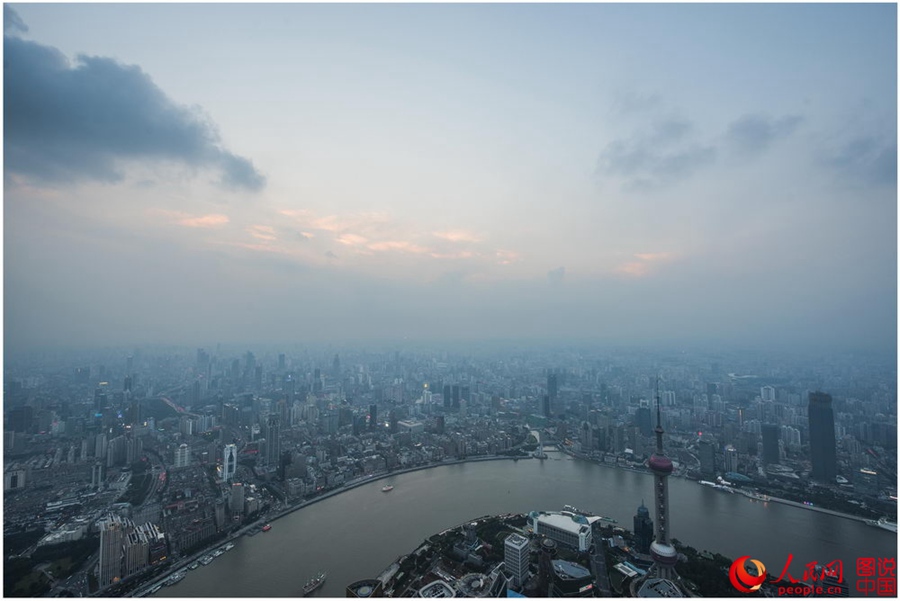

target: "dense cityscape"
[3,343,896,596]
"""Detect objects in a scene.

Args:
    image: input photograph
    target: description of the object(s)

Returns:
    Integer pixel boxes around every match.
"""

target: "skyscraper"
[809,392,837,482]
[761,424,781,466]
[698,437,717,477]
[174,443,191,468]
[504,533,530,589]
[223,444,237,483]
[633,502,654,554]
[99,515,127,587]
[265,415,281,466]
[230,482,245,515]
[547,373,558,404]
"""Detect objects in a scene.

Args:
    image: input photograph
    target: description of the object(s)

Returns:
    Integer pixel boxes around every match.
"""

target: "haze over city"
[4,3,896,354]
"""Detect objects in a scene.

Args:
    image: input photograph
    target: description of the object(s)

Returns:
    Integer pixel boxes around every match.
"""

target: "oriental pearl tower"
[647,379,678,580]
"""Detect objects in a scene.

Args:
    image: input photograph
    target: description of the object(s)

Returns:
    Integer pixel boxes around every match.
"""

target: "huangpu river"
[157,451,895,596]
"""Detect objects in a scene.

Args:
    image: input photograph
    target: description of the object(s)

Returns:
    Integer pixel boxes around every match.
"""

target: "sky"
[3,3,897,353]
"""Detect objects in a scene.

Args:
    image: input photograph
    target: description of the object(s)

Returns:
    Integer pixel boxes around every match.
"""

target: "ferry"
[382,485,394,492]
[224,542,235,551]
[262,523,272,532]
[699,480,735,493]
[188,562,200,570]
[200,555,214,565]
[302,571,327,596]
[213,548,224,557]
[166,570,186,585]
[865,517,898,533]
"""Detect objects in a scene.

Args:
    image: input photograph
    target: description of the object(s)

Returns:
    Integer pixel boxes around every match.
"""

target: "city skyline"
[4,3,897,353]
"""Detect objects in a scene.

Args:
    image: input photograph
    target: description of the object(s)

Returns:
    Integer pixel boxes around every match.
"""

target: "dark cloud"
[3,19,265,191]
[725,113,802,156]
[547,267,565,286]
[597,115,716,189]
[5,5,28,34]
[823,136,897,187]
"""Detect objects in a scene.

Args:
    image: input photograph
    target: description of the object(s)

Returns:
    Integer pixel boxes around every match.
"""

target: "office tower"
[636,407,652,437]
[230,482,245,515]
[443,384,452,409]
[698,437,717,477]
[724,445,739,474]
[761,424,781,465]
[809,392,837,482]
[633,502,654,554]
[174,443,191,468]
[369,404,378,430]
[548,373,559,404]
[647,387,677,580]
[94,385,108,410]
[92,463,105,489]
[124,529,150,578]
[504,533,531,589]
[265,415,281,466]
[99,516,127,587]
[451,385,460,409]
[223,444,237,482]
[542,395,551,418]
[278,353,286,371]
[332,354,340,378]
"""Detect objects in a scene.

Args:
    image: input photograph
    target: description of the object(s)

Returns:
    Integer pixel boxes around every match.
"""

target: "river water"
[157,452,895,596]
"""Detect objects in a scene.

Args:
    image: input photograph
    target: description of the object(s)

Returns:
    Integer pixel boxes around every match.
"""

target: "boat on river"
[302,571,326,596]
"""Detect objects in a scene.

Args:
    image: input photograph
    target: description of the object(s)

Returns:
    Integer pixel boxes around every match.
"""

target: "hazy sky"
[4,3,897,352]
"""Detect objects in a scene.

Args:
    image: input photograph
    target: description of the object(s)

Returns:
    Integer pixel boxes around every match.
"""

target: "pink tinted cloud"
[156,210,230,228]
[248,225,277,241]
[433,229,482,243]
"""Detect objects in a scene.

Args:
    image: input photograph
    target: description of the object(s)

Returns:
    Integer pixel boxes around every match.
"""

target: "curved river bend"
[158,452,895,596]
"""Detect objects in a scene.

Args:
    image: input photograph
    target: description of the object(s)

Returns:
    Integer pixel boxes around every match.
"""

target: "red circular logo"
[729,555,767,593]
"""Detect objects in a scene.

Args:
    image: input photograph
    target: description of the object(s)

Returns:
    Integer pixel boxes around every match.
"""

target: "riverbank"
[131,454,530,597]
[559,444,879,526]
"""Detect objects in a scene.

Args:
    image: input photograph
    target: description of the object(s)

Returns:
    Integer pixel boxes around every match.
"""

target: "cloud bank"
[3,8,265,191]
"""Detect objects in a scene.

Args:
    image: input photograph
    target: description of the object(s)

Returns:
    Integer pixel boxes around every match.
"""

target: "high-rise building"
[223,444,237,483]
[761,424,781,465]
[633,502,654,554]
[123,529,149,578]
[230,482,245,515]
[636,407,652,437]
[504,533,530,588]
[809,392,837,482]
[369,404,378,430]
[761,385,776,402]
[174,443,191,469]
[724,445,739,474]
[99,515,127,587]
[265,415,281,466]
[542,395,551,418]
[92,462,105,489]
[698,437,717,477]
[548,373,559,404]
